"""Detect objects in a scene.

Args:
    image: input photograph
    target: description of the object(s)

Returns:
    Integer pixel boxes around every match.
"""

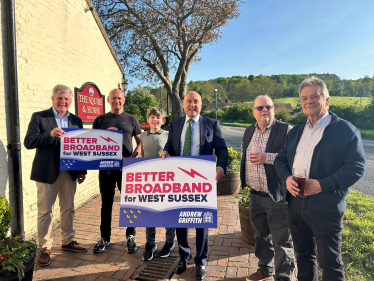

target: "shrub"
[0,195,12,240]
[274,108,292,123]
[226,147,242,173]
[0,196,37,280]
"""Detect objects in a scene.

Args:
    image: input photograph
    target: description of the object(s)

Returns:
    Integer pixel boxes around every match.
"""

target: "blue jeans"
[146,227,175,245]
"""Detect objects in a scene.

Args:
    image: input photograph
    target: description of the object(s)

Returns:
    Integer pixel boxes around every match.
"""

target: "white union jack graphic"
[203,212,213,224]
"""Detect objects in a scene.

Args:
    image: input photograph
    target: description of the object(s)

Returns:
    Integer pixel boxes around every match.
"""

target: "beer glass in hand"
[293,168,306,197]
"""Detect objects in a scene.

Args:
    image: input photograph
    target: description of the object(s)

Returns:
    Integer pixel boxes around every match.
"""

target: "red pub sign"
[75,82,105,123]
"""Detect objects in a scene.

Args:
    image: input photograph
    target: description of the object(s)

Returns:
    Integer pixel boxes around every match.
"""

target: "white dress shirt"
[293,112,331,178]
[180,115,200,156]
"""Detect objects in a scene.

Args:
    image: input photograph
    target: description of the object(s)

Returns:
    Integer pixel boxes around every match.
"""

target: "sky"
[127,0,374,91]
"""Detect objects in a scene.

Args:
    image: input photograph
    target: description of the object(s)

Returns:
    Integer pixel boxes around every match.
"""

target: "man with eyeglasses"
[240,95,295,281]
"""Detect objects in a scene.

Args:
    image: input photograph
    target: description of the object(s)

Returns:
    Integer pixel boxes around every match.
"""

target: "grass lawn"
[273,96,372,108]
[221,121,251,128]
[360,130,374,140]
[343,190,374,280]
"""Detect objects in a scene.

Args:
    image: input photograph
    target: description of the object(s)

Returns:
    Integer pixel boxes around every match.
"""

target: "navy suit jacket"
[163,115,228,173]
[24,107,87,184]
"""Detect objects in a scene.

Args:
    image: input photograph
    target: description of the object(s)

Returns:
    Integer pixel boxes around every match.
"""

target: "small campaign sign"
[60,128,122,170]
[214,106,219,111]
[119,156,217,228]
[75,82,105,124]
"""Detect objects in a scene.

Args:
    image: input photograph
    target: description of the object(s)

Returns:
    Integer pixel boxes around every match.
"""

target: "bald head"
[183,91,202,118]
[184,91,201,101]
[109,88,125,98]
[108,88,125,114]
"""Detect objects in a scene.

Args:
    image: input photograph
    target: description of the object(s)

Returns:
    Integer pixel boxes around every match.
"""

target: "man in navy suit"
[161,91,228,280]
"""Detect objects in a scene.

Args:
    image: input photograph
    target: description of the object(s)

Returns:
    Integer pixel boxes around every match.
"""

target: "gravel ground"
[221,125,374,198]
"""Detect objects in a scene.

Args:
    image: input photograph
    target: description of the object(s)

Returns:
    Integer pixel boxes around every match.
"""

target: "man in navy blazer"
[161,91,228,280]
[24,84,87,267]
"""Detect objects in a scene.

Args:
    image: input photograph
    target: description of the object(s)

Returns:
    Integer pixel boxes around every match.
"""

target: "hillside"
[187,73,374,103]
[273,96,372,108]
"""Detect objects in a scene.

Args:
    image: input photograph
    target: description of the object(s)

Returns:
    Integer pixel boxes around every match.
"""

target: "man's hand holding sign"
[120,155,217,227]
[157,92,228,281]
[160,152,224,183]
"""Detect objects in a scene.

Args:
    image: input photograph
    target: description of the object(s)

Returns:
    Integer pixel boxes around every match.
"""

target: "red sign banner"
[75,82,105,123]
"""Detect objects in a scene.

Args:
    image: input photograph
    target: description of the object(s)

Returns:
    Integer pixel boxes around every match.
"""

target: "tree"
[230,80,251,103]
[199,81,216,99]
[247,74,255,82]
[124,86,159,123]
[93,0,245,120]
[216,77,229,86]
[249,77,279,99]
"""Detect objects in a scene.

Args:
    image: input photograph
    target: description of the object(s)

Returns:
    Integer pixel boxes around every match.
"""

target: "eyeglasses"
[254,105,273,111]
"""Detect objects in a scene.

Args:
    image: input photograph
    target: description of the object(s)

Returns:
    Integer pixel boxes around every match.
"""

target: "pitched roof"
[274,103,293,113]
[202,98,211,105]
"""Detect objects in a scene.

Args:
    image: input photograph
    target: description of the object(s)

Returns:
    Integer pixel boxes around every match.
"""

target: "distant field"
[273,97,372,108]
[222,122,374,139]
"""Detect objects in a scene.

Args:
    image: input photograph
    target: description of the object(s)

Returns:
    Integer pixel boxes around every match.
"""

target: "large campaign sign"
[60,128,122,170]
[119,156,217,228]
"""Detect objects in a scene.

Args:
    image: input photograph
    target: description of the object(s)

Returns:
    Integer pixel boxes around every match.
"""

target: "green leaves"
[342,190,374,280]
[124,86,159,123]
[226,147,241,173]
[0,237,37,280]
[0,195,12,240]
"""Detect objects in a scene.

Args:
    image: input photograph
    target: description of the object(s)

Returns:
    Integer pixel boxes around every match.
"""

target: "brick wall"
[0,0,124,238]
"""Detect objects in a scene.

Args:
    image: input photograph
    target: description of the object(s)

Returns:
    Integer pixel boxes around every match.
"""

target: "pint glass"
[292,168,306,197]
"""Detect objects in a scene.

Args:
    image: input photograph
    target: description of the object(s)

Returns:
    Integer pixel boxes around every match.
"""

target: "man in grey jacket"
[275,77,366,281]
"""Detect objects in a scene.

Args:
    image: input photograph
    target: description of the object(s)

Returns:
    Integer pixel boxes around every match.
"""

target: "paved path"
[33,193,285,281]
[221,125,374,197]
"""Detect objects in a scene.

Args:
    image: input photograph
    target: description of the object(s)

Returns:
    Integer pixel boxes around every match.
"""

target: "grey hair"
[298,77,329,99]
[52,84,73,98]
[253,95,274,106]
[147,107,165,118]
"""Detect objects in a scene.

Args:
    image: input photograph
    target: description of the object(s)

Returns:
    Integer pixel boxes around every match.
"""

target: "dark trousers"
[249,193,295,279]
[288,196,345,281]
[176,228,209,267]
[99,170,135,240]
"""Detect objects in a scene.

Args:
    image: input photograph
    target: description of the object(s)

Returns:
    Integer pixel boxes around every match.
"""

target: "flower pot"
[218,172,240,195]
[0,251,35,281]
[238,202,255,246]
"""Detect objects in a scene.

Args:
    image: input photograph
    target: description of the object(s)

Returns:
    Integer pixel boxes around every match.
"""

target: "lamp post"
[215,89,218,120]
[167,91,169,115]
[160,82,163,109]
[121,75,128,94]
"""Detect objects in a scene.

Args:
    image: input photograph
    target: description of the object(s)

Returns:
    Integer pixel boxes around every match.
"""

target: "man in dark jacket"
[275,77,366,281]
[241,95,294,281]
[24,84,87,267]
